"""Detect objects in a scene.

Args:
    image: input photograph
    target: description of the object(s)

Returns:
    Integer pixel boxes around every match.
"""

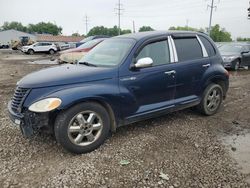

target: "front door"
[119,39,176,120]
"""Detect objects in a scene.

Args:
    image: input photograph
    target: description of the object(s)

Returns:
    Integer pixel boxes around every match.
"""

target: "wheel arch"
[58,97,117,133]
[204,76,228,98]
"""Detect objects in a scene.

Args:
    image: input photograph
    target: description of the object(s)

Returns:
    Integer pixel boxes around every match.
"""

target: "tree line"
[0,21,62,35]
[1,21,247,42]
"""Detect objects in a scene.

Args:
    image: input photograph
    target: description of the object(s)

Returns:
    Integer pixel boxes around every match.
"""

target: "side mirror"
[134,57,153,69]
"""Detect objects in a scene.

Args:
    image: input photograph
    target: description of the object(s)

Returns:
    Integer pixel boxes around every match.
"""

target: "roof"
[115,30,201,41]
[36,34,84,43]
[0,29,36,37]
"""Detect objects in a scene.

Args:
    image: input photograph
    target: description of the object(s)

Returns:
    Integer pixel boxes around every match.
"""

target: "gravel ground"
[0,49,250,188]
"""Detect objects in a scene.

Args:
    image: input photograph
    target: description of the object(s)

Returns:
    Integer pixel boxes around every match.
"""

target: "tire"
[54,102,110,154]
[49,49,55,55]
[197,84,223,116]
[232,60,240,71]
[28,49,34,55]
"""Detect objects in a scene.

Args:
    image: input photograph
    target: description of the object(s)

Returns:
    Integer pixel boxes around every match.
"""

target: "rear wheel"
[49,49,55,55]
[197,84,223,116]
[28,49,34,55]
[54,102,110,154]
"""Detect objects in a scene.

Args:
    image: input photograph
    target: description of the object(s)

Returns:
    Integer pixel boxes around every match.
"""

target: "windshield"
[79,38,135,67]
[219,45,242,53]
[77,39,103,49]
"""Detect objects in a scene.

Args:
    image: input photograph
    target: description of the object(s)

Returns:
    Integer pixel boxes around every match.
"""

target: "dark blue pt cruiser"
[8,31,229,154]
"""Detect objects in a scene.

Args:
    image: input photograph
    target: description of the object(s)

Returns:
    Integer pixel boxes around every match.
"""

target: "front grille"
[11,87,30,113]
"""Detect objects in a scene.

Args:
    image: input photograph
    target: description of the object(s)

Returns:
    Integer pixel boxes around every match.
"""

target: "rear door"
[171,35,211,103]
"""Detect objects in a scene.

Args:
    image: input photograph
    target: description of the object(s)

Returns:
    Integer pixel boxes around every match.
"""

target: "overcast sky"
[0,0,249,39]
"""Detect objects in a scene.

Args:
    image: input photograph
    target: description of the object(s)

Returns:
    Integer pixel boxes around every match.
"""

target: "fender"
[199,63,229,96]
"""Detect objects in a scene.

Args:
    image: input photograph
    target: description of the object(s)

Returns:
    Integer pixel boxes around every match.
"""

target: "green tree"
[169,26,204,32]
[27,22,62,35]
[1,21,27,32]
[236,37,250,42]
[139,26,154,32]
[72,33,81,37]
[209,24,232,42]
[87,26,131,37]
[1,21,62,35]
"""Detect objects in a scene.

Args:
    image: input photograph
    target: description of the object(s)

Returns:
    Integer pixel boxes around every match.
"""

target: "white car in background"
[22,42,57,55]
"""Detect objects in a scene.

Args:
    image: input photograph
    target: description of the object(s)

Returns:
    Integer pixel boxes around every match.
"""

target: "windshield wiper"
[78,61,97,67]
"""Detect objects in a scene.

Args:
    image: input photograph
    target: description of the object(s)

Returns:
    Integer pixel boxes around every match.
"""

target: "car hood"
[220,51,240,56]
[18,64,115,88]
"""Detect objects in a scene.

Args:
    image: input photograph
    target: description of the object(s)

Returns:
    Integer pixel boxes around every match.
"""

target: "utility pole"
[133,20,135,33]
[248,1,250,19]
[84,15,89,35]
[207,0,217,36]
[115,0,123,35]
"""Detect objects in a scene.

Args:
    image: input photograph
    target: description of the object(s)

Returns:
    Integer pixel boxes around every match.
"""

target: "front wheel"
[28,49,34,55]
[197,84,223,116]
[54,102,110,154]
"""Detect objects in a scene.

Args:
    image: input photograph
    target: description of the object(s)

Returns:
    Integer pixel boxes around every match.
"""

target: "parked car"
[75,35,110,47]
[219,43,250,70]
[59,38,105,64]
[8,31,229,154]
[21,42,57,55]
[0,43,9,49]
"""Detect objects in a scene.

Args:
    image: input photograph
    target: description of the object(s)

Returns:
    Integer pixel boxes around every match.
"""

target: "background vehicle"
[0,42,9,49]
[21,42,57,55]
[11,36,34,50]
[8,31,229,154]
[59,38,105,64]
[219,43,250,70]
[75,35,110,47]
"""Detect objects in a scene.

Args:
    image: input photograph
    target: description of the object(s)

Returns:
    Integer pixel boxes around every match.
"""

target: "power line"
[84,15,89,35]
[115,0,124,35]
[207,0,218,36]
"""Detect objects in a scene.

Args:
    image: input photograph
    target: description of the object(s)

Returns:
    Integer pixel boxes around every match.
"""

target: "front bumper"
[8,101,52,137]
[222,61,232,68]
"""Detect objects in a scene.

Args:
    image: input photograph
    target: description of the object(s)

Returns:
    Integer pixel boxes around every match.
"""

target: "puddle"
[221,132,250,183]
[27,59,59,65]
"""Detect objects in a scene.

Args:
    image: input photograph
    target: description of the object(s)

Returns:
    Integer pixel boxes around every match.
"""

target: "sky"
[0,0,249,39]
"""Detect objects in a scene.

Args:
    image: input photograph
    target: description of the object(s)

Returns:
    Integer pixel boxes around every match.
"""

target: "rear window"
[174,38,203,62]
[199,36,216,56]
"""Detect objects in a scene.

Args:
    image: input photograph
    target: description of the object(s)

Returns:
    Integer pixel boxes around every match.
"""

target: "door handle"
[202,64,210,68]
[164,70,176,75]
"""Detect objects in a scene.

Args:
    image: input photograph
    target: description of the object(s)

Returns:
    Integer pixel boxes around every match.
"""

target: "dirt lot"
[0,49,250,188]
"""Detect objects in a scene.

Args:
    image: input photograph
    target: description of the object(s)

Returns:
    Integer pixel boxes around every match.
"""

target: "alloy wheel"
[67,111,103,146]
[206,88,221,112]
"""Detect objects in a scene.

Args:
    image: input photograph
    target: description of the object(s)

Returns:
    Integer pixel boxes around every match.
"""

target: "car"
[0,43,9,49]
[8,31,229,154]
[219,43,250,70]
[59,38,106,64]
[75,35,110,47]
[21,42,58,55]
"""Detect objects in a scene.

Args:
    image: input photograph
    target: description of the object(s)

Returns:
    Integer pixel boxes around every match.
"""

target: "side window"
[136,40,170,66]
[174,38,203,62]
[199,36,216,56]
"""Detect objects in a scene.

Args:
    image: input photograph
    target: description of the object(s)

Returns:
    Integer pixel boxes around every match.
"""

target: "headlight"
[28,98,62,112]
